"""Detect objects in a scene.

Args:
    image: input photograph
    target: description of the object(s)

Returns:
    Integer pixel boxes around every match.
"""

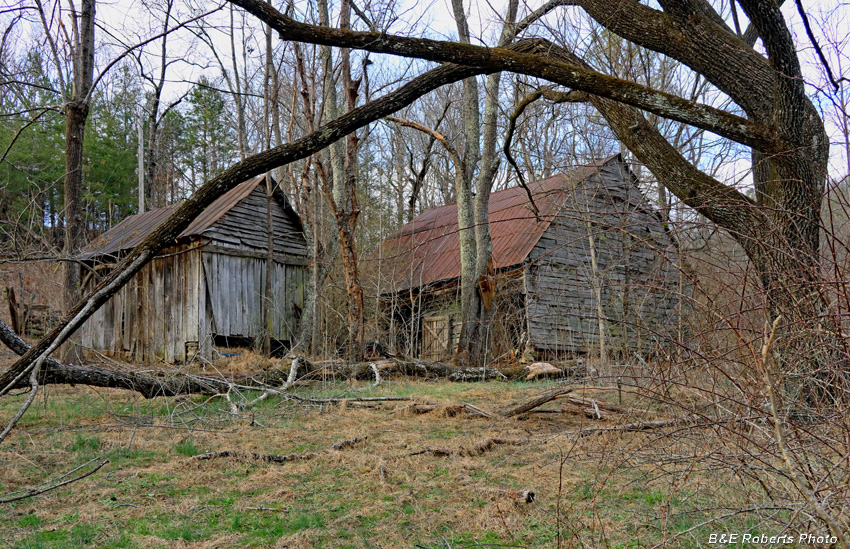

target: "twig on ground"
[0,458,109,504]
[402,437,526,459]
[462,402,494,418]
[192,436,367,464]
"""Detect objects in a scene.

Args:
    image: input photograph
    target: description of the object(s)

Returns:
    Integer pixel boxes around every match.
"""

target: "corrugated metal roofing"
[375,156,619,292]
[81,176,266,259]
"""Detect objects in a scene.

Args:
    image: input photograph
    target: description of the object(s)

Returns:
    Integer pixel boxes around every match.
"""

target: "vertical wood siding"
[80,245,202,362]
[79,184,309,362]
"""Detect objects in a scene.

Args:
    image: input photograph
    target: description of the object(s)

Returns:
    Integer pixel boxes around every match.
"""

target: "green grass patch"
[173,438,201,457]
[68,434,100,452]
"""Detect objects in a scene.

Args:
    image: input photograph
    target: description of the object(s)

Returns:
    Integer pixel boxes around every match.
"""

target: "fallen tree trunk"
[501,386,574,417]
[0,319,256,398]
[305,358,507,382]
[0,322,511,398]
[553,394,629,419]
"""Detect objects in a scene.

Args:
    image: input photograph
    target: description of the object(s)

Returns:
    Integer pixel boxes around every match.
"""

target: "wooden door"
[422,315,451,360]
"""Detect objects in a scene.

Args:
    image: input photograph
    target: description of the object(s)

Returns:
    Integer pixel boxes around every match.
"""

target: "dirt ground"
[0,359,801,549]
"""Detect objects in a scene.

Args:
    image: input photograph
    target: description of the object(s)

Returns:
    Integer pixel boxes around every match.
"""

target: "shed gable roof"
[375,155,627,292]
[82,176,297,259]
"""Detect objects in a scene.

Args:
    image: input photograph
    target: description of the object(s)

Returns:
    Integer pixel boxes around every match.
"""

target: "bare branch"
[227,0,780,152]
[386,116,462,172]
[85,5,226,105]
[0,107,60,165]
[793,0,845,92]
[0,458,109,504]
[502,87,589,214]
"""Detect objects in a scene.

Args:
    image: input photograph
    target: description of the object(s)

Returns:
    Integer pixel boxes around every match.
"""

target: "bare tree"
[49,0,95,364]
[133,0,168,210]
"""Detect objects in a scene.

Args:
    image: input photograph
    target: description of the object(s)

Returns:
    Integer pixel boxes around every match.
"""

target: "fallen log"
[398,402,495,418]
[403,437,526,458]
[501,387,574,418]
[555,394,628,419]
[0,319,233,398]
[193,436,367,463]
[524,362,562,380]
[0,321,508,399]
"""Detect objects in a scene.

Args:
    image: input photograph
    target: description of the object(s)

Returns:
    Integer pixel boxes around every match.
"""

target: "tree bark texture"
[337,0,365,362]
[61,0,95,364]
[450,0,482,362]
[465,0,518,366]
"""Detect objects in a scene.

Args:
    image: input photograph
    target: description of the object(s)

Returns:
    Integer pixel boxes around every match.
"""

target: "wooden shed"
[374,155,681,361]
[78,176,308,362]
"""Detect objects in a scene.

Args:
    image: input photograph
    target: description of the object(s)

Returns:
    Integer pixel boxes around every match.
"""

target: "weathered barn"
[78,177,308,362]
[374,155,681,361]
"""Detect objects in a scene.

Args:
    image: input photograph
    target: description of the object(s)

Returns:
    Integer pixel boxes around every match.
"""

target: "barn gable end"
[373,155,681,360]
[524,159,679,355]
[201,184,308,257]
[78,177,308,363]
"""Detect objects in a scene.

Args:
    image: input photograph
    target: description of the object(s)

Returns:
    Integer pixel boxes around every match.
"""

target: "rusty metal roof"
[374,156,619,292]
[81,176,267,259]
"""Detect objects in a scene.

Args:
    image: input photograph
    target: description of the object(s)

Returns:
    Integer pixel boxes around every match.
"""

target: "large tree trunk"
[62,102,88,364]
[325,0,365,363]
[61,0,95,364]
[450,0,519,366]
[450,0,482,362]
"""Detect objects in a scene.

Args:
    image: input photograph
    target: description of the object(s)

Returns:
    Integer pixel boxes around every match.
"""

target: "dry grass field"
[0,356,801,549]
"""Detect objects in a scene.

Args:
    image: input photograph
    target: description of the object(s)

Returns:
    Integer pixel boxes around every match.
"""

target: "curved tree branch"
[386,116,462,171]
[538,42,762,241]
[502,87,589,214]
[227,0,780,152]
[576,0,775,120]
[736,0,809,140]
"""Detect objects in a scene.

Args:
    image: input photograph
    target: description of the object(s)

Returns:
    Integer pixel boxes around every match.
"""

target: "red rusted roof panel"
[375,157,616,292]
[82,176,265,258]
